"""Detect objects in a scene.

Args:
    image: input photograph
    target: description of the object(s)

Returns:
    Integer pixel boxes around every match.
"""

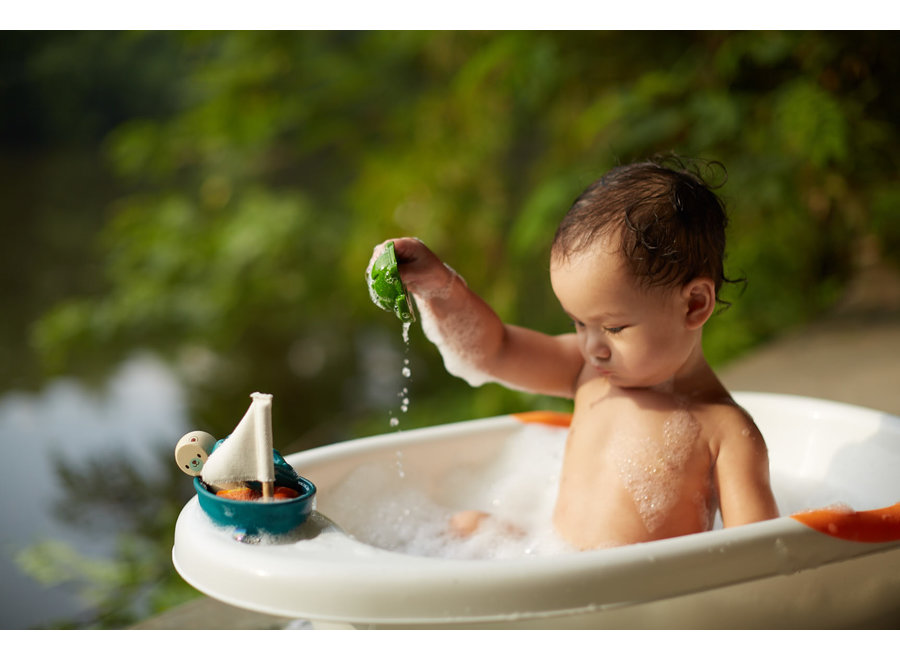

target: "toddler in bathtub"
[375,157,778,550]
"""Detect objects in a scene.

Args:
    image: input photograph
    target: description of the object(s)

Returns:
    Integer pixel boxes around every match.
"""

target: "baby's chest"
[565,401,712,483]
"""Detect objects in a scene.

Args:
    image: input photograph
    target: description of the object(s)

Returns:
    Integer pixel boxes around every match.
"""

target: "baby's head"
[552,158,730,301]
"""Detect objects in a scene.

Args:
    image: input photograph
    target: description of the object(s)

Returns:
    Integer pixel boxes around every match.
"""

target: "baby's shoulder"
[695,397,754,424]
[694,399,764,453]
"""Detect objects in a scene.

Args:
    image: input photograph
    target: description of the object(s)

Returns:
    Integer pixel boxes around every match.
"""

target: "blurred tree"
[0,31,189,390]
[32,31,900,442]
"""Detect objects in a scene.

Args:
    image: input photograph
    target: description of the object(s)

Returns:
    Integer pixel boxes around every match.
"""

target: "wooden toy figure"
[175,430,218,476]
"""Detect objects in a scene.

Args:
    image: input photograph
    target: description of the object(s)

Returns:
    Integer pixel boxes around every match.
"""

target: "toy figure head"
[175,431,218,475]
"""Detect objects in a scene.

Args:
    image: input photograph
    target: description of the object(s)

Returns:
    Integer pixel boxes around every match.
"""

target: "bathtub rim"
[173,506,900,625]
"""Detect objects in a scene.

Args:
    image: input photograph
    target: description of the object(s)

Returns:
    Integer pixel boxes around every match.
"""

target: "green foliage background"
[4,30,898,627]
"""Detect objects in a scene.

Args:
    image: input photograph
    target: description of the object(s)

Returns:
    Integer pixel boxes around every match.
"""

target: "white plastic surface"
[172,393,900,628]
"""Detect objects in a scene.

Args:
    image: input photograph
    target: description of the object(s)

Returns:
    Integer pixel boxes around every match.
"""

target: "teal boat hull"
[193,476,316,536]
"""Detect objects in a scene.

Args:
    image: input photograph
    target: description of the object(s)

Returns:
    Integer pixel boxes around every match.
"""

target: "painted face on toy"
[175,431,218,476]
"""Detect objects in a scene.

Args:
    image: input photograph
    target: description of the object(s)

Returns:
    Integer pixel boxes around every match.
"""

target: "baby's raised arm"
[383,237,583,398]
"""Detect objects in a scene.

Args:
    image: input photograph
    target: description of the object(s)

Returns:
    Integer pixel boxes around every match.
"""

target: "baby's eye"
[604,325,627,334]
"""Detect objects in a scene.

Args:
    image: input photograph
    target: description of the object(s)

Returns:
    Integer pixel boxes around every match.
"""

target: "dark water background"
[0,355,188,628]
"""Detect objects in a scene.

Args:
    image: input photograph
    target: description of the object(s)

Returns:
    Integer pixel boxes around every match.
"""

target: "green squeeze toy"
[368,241,416,323]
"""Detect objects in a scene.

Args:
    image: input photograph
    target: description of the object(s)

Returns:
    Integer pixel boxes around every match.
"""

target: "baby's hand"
[381,237,458,300]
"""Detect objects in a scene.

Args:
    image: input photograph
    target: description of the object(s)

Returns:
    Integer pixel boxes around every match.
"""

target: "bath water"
[325,424,576,559]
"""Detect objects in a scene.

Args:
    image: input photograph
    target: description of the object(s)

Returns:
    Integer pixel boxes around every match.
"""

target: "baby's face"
[550,239,699,389]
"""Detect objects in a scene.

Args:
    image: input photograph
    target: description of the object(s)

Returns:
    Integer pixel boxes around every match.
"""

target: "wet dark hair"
[552,156,740,305]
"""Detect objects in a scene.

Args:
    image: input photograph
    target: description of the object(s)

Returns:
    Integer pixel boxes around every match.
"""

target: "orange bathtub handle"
[512,411,573,428]
[791,502,900,543]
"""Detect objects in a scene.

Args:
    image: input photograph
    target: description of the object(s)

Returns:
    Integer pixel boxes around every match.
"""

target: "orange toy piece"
[512,411,573,428]
[216,487,299,501]
[791,502,900,543]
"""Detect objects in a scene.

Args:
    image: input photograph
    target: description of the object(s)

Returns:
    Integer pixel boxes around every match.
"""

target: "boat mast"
[253,392,275,501]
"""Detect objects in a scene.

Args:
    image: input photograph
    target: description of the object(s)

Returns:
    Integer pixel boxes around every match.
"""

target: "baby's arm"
[714,411,779,527]
[385,237,583,398]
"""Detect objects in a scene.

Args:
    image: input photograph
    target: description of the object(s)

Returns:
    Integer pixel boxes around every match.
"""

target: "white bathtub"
[172,392,900,628]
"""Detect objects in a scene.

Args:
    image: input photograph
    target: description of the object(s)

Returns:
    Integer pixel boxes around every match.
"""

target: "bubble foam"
[613,410,700,533]
[324,424,575,559]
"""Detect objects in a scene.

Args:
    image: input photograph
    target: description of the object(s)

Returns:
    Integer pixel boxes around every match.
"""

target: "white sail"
[201,392,275,488]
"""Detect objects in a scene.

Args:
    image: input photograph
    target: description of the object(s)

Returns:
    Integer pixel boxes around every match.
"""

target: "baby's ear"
[682,278,716,330]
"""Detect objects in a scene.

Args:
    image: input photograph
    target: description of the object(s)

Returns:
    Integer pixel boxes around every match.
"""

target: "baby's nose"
[584,332,611,361]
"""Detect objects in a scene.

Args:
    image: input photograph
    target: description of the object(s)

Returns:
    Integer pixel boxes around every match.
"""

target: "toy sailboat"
[175,392,316,538]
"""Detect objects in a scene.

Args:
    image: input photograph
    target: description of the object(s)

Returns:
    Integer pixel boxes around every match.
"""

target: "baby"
[379,158,778,550]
